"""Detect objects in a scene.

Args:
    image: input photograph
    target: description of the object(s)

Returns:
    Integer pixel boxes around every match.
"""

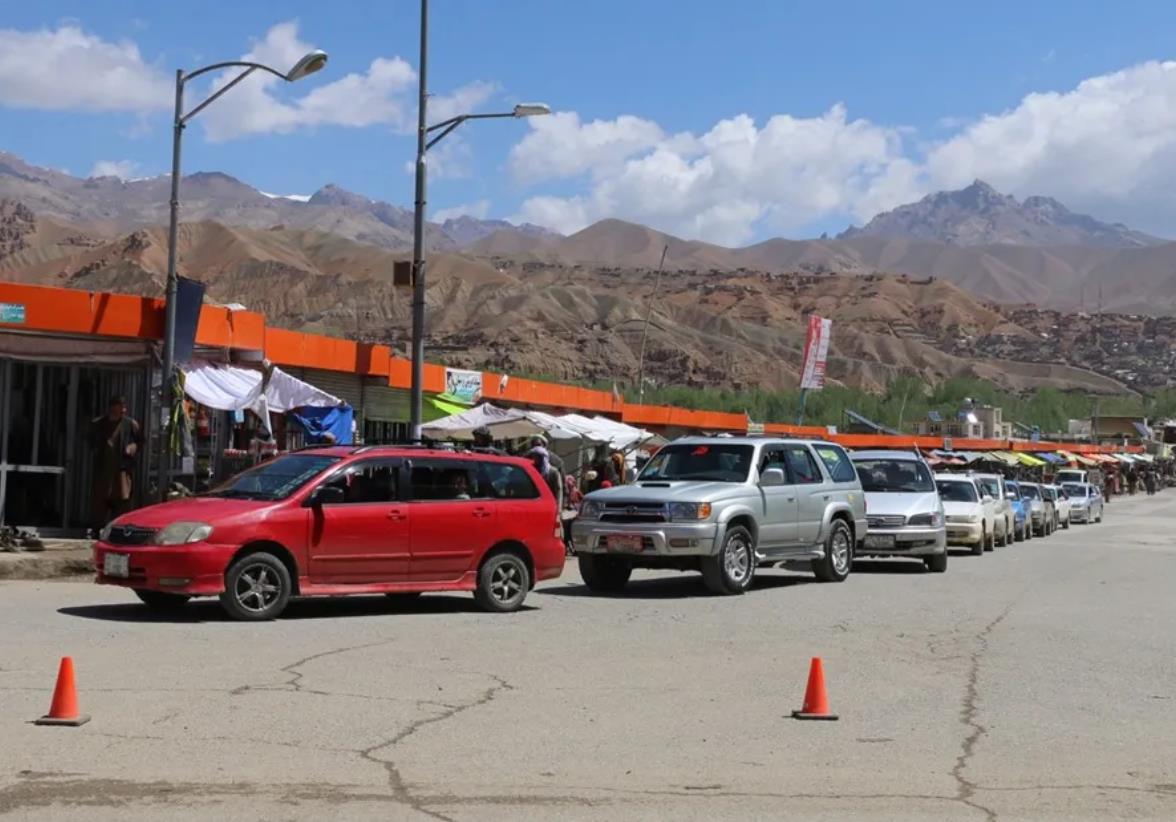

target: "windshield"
[937,480,978,502]
[979,478,1000,498]
[1020,484,1041,500]
[638,443,754,483]
[1056,471,1083,483]
[853,459,935,493]
[208,454,340,501]
[1062,483,1087,498]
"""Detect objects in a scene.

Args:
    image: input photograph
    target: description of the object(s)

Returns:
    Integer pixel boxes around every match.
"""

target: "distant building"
[1091,414,1152,444]
[916,403,1011,440]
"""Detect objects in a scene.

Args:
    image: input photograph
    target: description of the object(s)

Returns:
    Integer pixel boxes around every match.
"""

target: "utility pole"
[635,244,669,404]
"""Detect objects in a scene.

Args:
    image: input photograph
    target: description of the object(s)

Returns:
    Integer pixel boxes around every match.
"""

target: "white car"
[1048,484,1072,529]
[935,474,997,555]
[971,472,1014,546]
[1063,482,1104,524]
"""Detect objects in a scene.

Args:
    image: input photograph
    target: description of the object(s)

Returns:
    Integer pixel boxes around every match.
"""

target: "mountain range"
[2,148,1174,397]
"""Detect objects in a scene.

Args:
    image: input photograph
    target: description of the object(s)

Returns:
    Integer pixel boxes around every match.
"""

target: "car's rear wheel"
[219,552,292,621]
[578,554,633,592]
[812,520,853,582]
[134,589,190,611]
[972,527,985,556]
[925,551,948,573]
[702,525,755,594]
[475,551,530,612]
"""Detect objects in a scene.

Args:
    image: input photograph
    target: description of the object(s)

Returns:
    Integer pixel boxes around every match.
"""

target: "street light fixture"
[408,0,550,440]
[156,49,328,500]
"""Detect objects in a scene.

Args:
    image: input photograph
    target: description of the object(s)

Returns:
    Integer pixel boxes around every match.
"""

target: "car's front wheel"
[812,520,853,582]
[475,551,531,612]
[972,527,985,556]
[134,589,191,611]
[219,552,292,621]
[702,525,755,594]
[578,554,633,592]
[925,551,948,573]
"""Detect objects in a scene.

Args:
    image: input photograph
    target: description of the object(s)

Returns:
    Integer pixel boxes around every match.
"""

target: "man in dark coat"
[90,396,143,528]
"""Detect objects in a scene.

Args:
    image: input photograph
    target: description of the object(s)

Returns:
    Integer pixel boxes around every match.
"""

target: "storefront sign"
[444,368,482,404]
[0,303,26,324]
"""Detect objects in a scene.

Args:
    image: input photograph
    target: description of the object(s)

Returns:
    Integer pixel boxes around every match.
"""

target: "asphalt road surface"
[2,493,1175,821]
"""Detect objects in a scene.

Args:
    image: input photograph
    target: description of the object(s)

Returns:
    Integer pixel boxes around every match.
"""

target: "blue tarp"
[292,405,354,445]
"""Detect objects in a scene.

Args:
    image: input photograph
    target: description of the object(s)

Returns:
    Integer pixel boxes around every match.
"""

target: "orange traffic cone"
[35,657,90,727]
[791,657,838,721]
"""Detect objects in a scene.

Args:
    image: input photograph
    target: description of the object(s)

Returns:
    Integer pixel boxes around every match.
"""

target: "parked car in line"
[1056,467,1103,489]
[1046,484,1071,530]
[571,438,867,594]
[969,473,1014,546]
[935,474,996,555]
[850,450,948,572]
[1019,482,1050,537]
[1004,480,1032,542]
[1063,482,1104,524]
[95,446,567,620]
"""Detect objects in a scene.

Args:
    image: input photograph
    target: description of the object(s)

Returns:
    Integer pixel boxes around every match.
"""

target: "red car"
[94,447,566,620]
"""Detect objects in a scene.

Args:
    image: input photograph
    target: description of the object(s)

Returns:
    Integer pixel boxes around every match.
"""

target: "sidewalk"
[0,539,93,581]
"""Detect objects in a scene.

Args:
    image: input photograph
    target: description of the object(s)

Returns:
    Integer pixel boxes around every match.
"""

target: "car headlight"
[154,522,214,545]
[580,500,603,520]
[907,511,943,527]
[668,502,712,521]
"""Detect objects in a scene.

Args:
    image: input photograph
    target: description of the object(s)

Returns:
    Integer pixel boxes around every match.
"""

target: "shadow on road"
[539,571,815,600]
[58,593,534,623]
[851,559,929,574]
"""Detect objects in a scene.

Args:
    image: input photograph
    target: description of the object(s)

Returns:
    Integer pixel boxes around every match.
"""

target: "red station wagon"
[94,447,566,620]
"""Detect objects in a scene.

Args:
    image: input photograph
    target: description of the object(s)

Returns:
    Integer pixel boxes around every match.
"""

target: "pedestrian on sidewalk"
[89,396,143,529]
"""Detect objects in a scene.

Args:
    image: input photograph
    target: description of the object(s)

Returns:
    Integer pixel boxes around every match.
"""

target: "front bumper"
[945,521,984,545]
[94,541,238,595]
[1070,507,1089,522]
[571,520,719,557]
[859,526,946,557]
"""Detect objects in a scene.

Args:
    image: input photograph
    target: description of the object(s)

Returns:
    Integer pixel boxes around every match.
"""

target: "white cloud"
[89,159,139,179]
[924,60,1176,233]
[0,24,170,111]
[199,21,498,143]
[433,200,491,222]
[511,105,919,245]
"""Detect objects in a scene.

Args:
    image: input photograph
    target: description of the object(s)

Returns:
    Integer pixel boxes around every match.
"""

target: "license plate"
[607,534,643,552]
[864,534,896,549]
[103,553,130,578]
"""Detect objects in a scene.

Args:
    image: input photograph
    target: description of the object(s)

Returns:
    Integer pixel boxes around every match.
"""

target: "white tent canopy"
[182,360,343,434]
[557,413,662,452]
[420,403,541,441]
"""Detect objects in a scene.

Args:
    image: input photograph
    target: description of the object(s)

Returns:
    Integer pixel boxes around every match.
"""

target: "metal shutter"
[364,384,411,422]
[296,369,364,418]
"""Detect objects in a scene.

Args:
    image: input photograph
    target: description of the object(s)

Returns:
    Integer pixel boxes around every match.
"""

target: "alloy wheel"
[830,528,851,575]
[489,561,524,604]
[724,534,751,583]
[235,564,282,613]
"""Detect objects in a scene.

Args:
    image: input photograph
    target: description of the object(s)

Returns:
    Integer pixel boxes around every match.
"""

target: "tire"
[134,589,191,610]
[812,519,853,582]
[702,525,755,594]
[578,554,633,593]
[219,552,292,621]
[925,551,948,573]
[1062,516,1070,530]
[985,526,995,552]
[474,551,531,612]
[972,527,985,556]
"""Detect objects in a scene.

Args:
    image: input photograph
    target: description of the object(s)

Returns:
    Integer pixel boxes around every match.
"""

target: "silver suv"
[570,437,867,595]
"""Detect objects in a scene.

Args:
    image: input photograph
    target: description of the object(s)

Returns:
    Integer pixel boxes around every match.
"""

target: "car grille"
[867,514,906,529]
[104,525,156,546]
[600,501,667,524]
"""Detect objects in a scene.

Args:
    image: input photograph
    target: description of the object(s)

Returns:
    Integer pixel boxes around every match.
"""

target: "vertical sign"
[799,315,832,390]
[174,276,206,364]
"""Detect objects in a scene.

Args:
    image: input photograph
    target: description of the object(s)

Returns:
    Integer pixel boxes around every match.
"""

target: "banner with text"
[799,315,832,391]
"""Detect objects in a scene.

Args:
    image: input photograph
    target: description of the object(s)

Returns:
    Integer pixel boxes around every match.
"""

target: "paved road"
[1,493,1174,821]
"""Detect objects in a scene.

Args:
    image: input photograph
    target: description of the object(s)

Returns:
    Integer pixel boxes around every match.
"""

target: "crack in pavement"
[950,601,1016,821]
[358,673,515,822]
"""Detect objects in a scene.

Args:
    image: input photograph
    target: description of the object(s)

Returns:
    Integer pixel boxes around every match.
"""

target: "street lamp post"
[407,0,550,441]
[156,50,328,501]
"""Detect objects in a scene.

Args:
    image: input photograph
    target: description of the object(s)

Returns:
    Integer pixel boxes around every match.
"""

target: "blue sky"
[3,1,1176,243]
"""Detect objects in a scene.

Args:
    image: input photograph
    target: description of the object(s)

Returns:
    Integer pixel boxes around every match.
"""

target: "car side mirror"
[308,485,345,507]
[760,467,786,487]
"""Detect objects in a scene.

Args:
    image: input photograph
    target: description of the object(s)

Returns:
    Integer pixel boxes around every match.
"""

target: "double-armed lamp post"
[157,49,329,500]
[407,0,550,440]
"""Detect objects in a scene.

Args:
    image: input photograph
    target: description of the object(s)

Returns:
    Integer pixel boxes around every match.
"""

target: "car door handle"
[785,496,796,502]
[386,510,405,521]
[472,508,491,518]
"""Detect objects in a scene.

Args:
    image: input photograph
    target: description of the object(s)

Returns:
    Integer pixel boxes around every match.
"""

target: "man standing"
[90,396,143,529]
